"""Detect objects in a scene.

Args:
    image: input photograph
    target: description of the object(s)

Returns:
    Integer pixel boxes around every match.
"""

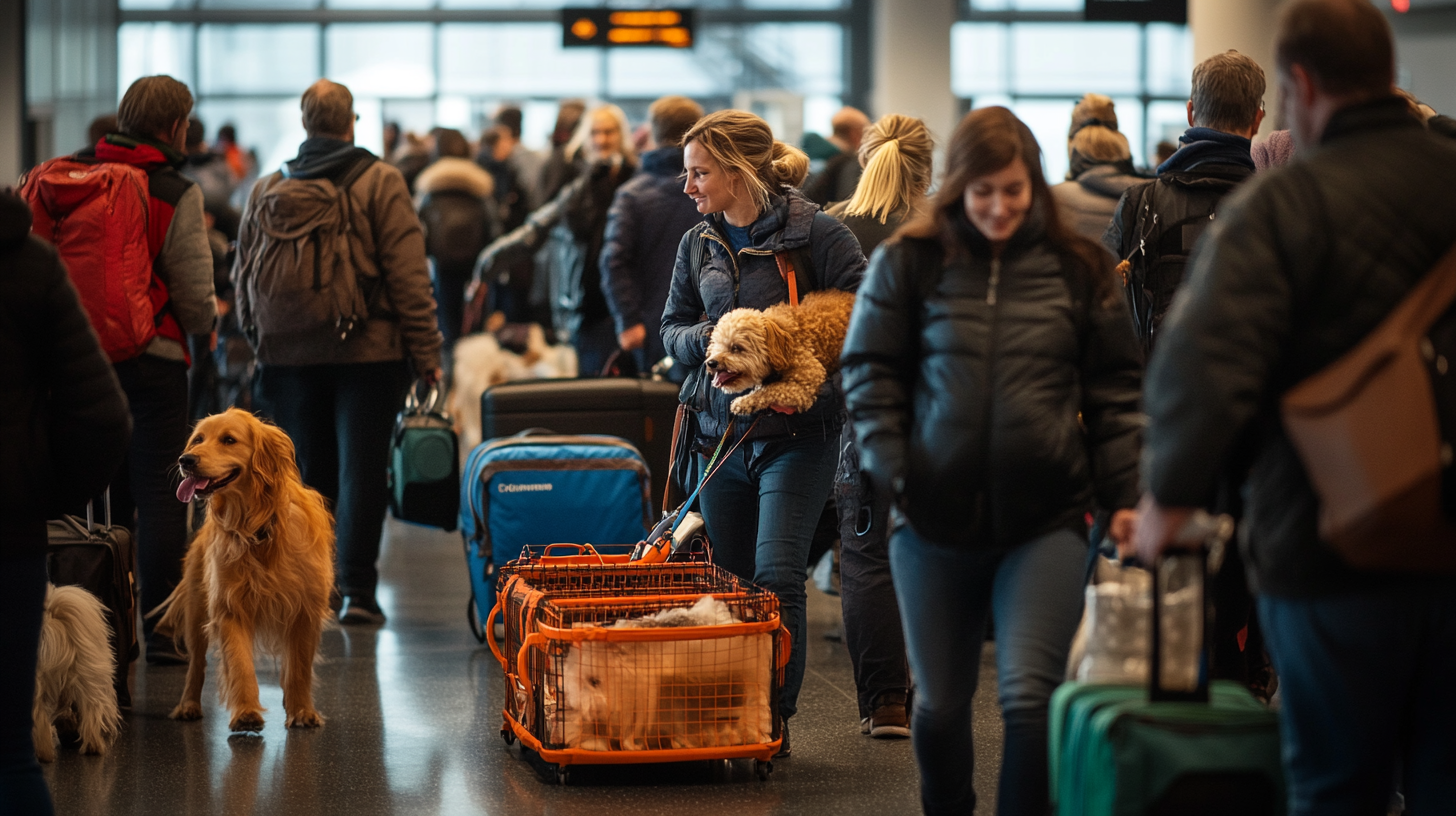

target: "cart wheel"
[501,728,516,746]
[556,766,571,786]
[754,759,772,781]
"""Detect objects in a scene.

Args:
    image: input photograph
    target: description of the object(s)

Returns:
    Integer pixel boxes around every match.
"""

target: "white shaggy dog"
[448,326,578,451]
[559,596,773,751]
[33,584,121,762]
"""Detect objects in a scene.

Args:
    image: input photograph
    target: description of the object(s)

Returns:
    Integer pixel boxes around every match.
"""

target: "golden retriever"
[152,409,335,731]
[705,289,857,415]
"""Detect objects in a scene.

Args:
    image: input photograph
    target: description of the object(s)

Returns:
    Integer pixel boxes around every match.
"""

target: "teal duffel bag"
[388,381,460,531]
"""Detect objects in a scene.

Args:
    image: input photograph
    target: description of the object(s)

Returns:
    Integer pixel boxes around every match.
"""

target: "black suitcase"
[481,378,679,515]
[46,492,139,709]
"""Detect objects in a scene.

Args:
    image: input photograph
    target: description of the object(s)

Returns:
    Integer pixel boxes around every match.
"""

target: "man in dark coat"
[0,189,131,815]
[802,107,869,207]
[1134,3,1456,813]
[600,95,704,375]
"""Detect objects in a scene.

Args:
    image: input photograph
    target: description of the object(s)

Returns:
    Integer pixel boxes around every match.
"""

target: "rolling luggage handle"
[85,488,114,531]
[1149,511,1234,703]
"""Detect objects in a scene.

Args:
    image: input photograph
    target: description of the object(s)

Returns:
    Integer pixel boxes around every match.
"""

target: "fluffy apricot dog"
[152,409,335,732]
[705,289,857,415]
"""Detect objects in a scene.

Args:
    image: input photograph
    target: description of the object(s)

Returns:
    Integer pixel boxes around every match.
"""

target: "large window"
[954,5,1191,181]
[118,2,857,172]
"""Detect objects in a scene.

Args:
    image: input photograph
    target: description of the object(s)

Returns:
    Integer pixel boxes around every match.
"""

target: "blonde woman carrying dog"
[661,110,867,757]
[841,107,1143,814]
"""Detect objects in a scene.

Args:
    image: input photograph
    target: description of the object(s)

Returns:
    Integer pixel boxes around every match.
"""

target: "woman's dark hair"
[899,106,1116,302]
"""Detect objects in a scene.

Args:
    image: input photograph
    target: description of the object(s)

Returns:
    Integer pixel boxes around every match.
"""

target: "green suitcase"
[1050,680,1283,816]
[1050,532,1285,816]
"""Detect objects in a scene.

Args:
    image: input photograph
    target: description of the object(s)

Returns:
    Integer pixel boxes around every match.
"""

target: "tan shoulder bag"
[1281,242,1456,572]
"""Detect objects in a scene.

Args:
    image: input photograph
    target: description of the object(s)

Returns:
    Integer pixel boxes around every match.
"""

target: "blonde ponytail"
[844,114,934,224]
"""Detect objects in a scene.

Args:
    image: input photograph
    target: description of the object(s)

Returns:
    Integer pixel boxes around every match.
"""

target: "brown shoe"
[861,693,910,739]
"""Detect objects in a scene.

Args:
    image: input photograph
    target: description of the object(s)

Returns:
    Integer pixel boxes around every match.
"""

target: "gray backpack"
[235,157,379,355]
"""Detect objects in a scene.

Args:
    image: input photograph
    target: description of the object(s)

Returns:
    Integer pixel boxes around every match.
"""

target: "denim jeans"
[892,523,1088,816]
[1258,582,1456,816]
[0,522,55,816]
[112,354,191,630]
[697,431,839,720]
[838,488,910,718]
[254,360,411,599]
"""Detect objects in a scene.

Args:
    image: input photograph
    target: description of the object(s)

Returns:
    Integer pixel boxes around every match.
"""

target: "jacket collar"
[285,137,376,180]
[708,186,817,253]
[639,146,684,177]
[1321,94,1422,146]
[1157,127,1254,175]
[90,133,186,169]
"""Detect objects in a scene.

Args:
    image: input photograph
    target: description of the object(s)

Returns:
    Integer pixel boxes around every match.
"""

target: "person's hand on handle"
[618,323,646,352]
[1107,508,1138,553]
[423,367,444,389]
[1123,492,1198,564]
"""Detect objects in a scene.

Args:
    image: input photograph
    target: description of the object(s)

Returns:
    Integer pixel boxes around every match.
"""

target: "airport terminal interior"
[5,0,1456,814]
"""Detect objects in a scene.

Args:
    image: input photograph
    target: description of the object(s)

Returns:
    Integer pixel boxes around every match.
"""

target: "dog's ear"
[251,418,301,492]
[762,318,793,374]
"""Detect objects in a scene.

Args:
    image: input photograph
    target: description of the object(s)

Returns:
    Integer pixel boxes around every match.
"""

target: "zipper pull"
[987,258,1001,306]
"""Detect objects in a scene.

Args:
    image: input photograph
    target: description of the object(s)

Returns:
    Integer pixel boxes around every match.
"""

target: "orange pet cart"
[485,552,789,783]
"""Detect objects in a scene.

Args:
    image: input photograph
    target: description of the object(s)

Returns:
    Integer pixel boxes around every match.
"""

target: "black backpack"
[1119,174,1241,354]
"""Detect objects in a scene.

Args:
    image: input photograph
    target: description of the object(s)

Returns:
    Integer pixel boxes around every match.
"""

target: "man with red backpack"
[20,74,217,667]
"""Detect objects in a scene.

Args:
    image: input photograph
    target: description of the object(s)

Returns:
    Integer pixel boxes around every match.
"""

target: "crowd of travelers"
[3,0,1455,813]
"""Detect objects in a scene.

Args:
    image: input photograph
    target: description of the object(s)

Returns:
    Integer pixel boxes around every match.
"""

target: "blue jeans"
[1258,582,1456,816]
[892,523,1088,816]
[697,432,839,720]
[254,360,411,599]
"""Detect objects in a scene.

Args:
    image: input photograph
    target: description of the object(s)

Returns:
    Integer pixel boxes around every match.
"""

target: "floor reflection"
[45,518,938,816]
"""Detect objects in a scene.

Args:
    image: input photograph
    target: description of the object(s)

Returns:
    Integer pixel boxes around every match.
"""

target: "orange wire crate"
[485,557,787,774]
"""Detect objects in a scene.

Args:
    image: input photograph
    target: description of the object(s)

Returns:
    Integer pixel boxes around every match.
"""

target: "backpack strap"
[774,253,800,307]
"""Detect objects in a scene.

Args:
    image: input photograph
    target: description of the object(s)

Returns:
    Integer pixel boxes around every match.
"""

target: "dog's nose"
[179,454,198,470]
[705,358,719,371]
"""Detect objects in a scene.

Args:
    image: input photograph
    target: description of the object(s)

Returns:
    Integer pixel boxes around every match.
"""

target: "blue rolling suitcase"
[459,432,652,641]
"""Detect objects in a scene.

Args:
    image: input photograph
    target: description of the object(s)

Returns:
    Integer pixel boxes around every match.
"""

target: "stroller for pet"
[487,554,788,783]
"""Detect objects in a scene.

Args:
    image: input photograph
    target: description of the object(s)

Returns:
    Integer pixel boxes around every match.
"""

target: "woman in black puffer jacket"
[841,107,1142,816]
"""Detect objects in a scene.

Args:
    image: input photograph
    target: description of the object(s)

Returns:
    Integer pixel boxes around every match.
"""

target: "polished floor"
[44,518,1005,815]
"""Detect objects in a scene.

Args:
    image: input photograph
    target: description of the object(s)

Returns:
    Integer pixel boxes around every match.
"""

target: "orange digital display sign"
[562,8,695,49]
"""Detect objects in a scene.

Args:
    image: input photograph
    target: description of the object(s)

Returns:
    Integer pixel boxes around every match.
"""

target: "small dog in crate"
[33,584,122,762]
[705,288,857,415]
[559,595,773,751]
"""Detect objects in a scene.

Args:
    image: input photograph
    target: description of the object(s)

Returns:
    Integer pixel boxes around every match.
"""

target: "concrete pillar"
[1189,0,1282,135]
[869,0,958,150]
[1,0,23,182]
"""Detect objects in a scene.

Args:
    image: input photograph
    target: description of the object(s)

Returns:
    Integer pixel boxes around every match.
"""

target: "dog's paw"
[730,394,764,415]
[34,730,57,764]
[170,701,203,721]
[229,710,265,732]
[286,709,324,729]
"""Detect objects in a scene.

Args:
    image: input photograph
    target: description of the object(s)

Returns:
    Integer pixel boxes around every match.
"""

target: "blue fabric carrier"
[459,432,652,639]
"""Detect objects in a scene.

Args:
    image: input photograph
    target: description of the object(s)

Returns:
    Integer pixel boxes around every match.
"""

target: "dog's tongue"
[712,370,736,387]
[176,476,210,503]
